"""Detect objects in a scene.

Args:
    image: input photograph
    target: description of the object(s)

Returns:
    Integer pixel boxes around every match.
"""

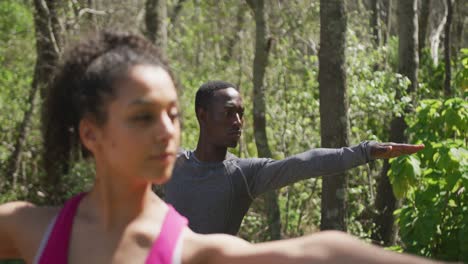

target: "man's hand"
[370,142,425,159]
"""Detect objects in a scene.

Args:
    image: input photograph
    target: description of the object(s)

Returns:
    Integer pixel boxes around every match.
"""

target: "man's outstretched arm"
[248,142,424,196]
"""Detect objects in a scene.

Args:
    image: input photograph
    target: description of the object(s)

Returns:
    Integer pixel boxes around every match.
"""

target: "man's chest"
[165,165,239,233]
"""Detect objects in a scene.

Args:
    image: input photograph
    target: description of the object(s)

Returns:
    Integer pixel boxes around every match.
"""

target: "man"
[164,80,424,235]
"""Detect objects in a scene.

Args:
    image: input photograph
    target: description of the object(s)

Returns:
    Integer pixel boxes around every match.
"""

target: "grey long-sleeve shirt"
[164,141,374,235]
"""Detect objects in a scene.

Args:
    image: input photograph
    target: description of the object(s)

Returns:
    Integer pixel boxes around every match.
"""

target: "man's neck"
[194,141,228,163]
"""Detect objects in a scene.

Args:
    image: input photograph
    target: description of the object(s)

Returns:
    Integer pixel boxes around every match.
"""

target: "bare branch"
[78,7,107,17]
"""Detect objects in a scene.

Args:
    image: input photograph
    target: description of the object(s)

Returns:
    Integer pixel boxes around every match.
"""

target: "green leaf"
[389,156,422,199]
[392,177,408,199]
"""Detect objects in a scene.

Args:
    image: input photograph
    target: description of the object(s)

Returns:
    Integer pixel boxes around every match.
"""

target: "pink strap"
[145,205,188,264]
[38,193,86,264]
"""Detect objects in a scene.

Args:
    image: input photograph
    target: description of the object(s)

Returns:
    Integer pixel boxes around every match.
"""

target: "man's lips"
[228,130,242,136]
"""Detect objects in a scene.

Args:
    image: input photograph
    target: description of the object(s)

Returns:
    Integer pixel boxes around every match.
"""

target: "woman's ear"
[79,118,99,154]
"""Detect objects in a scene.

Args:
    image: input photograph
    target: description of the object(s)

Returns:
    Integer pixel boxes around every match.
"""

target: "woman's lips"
[149,152,176,163]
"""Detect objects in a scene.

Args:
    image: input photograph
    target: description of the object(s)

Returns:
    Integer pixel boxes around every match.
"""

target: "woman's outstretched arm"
[0,202,30,259]
[185,230,444,264]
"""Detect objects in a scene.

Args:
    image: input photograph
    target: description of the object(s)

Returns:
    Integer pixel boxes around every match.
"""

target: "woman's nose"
[156,112,176,142]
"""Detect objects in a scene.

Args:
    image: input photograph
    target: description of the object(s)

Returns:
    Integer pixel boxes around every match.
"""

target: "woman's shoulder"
[0,201,60,239]
[0,201,60,261]
[0,200,59,223]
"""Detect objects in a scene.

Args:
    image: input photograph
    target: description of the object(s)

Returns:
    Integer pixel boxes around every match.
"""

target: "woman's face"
[86,65,180,185]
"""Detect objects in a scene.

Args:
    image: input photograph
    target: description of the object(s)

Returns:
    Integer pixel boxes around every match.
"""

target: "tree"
[429,0,448,65]
[246,0,281,240]
[145,0,168,52]
[372,0,419,246]
[222,4,247,62]
[5,0,62,187]
[370,0,381,46]
[452,0,466,63]
[444,0,453,96]
[381,0,394,46]
[169,0,188,25]
[318,0,349,232]
[419,0,432,57]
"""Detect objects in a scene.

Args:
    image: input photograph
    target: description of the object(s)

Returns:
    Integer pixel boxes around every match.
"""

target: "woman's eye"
[169,108,180,120]
[132,113,154,122]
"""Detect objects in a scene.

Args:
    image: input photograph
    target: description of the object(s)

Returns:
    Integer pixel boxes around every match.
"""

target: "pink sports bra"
[34,193,188,264]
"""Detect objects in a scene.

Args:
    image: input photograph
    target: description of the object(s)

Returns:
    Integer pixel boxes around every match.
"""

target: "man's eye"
[225,110,235,117]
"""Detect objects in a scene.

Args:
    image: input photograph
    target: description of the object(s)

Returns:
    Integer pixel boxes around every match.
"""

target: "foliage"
[418,48,446,98]
[390,98,468,261]
[0,1,31,43]
[0,2,466,263]
[0,0,36,188]
[0,3,34,263]
[419,47,468,99]
[344,24,412,239]
[453,48,468,95]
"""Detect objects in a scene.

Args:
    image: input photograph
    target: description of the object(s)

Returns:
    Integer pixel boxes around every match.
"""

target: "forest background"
[0,0,466,262]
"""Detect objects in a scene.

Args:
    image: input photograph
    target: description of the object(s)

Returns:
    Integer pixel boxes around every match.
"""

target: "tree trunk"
[372,119,405,245]
[246,0,281,240]
[223,4,247,62]
[419,0,432,57]
[169,0,188,25]
[372,0,419,246]
[398,0,419,93]
[370,0,381,46]
[444,0,453,96]
[430,0,448,65]
[452,0,465,63]
[34,0,62,99]
[145,0,168,52]
[318,0,349,232]
[382,0,393,46]
[46,0,63,50]
[5,0,61,187]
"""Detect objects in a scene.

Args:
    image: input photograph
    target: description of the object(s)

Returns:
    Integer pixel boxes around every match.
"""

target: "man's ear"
[79,118,99,154]
[196,107,207,124]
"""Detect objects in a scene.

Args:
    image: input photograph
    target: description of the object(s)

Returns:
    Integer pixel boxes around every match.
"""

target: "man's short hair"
[195,80,238,113]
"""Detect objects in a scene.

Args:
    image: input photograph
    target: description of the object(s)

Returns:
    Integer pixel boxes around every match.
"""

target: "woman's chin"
[141,163,174,184]
[145,171,172,185]
[151,178,169,186]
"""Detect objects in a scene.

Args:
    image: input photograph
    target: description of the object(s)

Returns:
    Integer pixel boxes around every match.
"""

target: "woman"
[0,30,441,264]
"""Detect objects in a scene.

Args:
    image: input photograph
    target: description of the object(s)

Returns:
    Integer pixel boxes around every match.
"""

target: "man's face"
[203,87,244,148]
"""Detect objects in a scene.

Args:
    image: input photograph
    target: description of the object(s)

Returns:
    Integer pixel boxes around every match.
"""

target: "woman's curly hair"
[42,30,175,181]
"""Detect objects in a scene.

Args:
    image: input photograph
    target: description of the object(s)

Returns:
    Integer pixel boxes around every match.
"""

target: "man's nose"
[232,113,242,127]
